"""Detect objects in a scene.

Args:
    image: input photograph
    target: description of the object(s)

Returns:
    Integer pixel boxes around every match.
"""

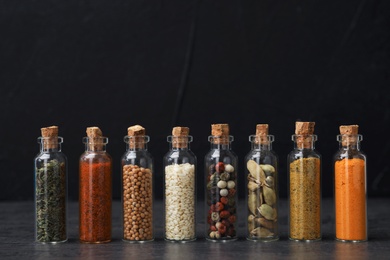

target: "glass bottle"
[79,127,112,243]
[205,124,238,242]
[121,125,154,242]
[334,125,367,242]
[34,126,67,243]
[245,124,279,241]
[163,126,197,242]
[288,121,321,241]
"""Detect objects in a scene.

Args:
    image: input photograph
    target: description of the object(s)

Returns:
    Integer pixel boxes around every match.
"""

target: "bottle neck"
[83,137,108,152]
[167,135,192,150]
[124,135,149,151]
[251,143,272,150]
[126,143,147,151]
[38,137,62,152]
[208,135,233,150]
[249,135,274,151]
[85,144,107,152]
[337,134,362,151]
[292,134,317,150]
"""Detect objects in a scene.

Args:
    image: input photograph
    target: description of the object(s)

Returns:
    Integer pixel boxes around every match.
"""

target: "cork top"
[294,121,316,148]
[86,127,103,138]
[339,125,359,146]
[128,125,145,136]
[86,126,104,151]
[41,126,59,149]
[255,124,269,144]
[211,124,229,137]
[41,126,59,138]
[211,124,230,144]
[172,126,190,148]
[295,121,315,135]
[127,125,146,149]
[172,126,189,136]
[340,125,359,135]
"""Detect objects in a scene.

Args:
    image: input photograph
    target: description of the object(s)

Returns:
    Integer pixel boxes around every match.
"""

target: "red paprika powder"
[79,127,112,243]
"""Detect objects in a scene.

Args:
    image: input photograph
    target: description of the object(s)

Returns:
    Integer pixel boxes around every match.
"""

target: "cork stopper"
[294,121,315,148]
[128,125,145,136]
[86,126,104,151]
[295,121,315,135]
[340,125,359,135]
[212,124,229,137]
[172,126,189,136]
[255,124,269,145]
[211,124,230,144]
[339,125,359,146]
[41,126,59,149]
[172,126,190,148]
[127,125,146,149]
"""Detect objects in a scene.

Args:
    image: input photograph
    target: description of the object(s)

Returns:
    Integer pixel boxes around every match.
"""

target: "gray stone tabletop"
[1,199,389,259]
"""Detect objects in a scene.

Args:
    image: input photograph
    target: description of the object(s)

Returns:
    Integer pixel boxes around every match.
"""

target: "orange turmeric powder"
[335,158,366,241]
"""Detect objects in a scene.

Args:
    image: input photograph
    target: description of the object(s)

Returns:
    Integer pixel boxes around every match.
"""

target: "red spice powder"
[79,160,112,243]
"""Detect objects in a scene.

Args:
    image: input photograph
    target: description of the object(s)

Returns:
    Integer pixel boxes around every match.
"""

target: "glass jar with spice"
[334,125,367,242]
[163,126,197,242]
[245,124,279,242]
[205,124,238,242]
[79,127,112,243]
[288,121,321,241]
[121,125,154,242]
[34,126,67,243]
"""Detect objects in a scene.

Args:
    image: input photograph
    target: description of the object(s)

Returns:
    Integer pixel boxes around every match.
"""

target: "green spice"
[35,159,66,242]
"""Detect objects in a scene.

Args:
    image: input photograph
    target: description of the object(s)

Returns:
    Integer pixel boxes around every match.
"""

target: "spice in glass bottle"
[79,127,112,243]
[164,126,196,242]
[288,121,321,241]
[122,125,154,242]
[205,124,238,242]
[334,125,367,242]
[246,124,279,241]
[34,126,67,243]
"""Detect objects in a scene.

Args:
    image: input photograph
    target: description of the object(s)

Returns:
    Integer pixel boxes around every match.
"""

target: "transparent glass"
[163,135,197,242]
[34,137,67,243]
[245,135,279,242]
[79,137,112,243]
[334,134,367,242]
[205,136,238,242]
[288,134,321,241]
[121,135,154,242]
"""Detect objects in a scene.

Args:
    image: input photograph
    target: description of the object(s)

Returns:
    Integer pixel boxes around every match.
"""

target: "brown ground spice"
[289,157,321,240]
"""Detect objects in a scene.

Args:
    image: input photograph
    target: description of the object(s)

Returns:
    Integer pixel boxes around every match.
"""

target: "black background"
[1,0,389,201]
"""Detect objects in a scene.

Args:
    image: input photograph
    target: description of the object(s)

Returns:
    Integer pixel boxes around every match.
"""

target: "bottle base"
[335,238,367,243]
[289,237,321,242]
[206,237,237,242]
[165,237,196,243]
[80,239,111,244]
[122,238,154,243]
[247,237,279,242]
[36,239,67,244]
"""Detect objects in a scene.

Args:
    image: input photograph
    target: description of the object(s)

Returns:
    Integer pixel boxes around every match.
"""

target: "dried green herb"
[35,159,66,242]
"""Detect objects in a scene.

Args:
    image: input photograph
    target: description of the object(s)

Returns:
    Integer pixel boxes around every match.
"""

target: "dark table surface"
[1,198,389,259]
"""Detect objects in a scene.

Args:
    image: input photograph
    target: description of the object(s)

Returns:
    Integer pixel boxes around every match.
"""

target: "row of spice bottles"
[34,122,367,244]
